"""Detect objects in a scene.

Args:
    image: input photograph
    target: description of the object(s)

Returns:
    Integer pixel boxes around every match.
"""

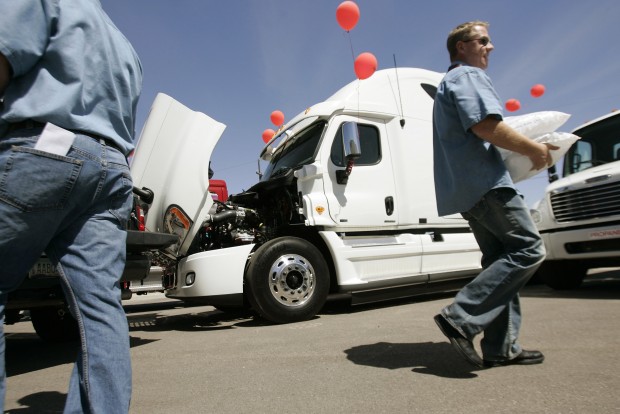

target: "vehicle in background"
[531,110,620,289]
[5,187,177,341]
[132,68,483,324]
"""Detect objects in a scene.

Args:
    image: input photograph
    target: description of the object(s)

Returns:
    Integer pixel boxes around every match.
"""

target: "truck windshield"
[261,121,327,181]
[564,114,620,176]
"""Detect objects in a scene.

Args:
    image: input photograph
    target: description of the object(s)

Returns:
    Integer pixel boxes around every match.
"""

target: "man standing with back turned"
[0,1,142,412]
[432,21,556,368]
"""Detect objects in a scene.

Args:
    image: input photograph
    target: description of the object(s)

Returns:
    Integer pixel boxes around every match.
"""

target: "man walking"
[432,21,555,368]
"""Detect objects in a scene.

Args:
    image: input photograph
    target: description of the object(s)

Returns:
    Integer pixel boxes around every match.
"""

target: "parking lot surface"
[4,269,620,413]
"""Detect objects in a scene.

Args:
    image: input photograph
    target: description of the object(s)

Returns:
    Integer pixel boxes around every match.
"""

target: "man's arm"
[471,116,558,171]
[0,52,11,96]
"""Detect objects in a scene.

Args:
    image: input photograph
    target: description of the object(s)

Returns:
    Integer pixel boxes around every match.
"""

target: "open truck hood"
[130,93,226,256]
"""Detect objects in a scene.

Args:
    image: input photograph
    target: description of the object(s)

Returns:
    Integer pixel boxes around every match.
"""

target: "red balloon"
[262,128,275,143]
[336,1,360,31]
[354,52,377,80]
[505,98,521,112]
[530,84,545,98]
[270,110,284,127]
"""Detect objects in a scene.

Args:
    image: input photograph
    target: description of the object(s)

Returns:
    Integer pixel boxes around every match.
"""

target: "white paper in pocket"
[34,123,76,156]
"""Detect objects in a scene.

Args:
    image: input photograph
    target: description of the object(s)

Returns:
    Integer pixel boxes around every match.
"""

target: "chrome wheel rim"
[268,254,315,307]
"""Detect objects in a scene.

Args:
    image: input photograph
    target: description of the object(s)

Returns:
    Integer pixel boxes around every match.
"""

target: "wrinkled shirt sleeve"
[449,69,503,133]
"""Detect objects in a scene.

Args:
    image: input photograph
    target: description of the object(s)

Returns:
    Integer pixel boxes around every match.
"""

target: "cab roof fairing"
[258,67,443,159]
[572,110,620,135]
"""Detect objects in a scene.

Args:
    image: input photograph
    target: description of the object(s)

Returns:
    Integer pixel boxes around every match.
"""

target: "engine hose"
[208,209,240,224]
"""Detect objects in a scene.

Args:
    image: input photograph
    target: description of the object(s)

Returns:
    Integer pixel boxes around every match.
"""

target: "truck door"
[322,116,398,227]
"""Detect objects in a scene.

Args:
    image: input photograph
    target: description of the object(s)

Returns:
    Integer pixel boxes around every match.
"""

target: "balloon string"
[347,32,356,62]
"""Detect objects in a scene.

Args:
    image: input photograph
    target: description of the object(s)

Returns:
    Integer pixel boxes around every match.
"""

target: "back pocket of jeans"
[0,146,83,212]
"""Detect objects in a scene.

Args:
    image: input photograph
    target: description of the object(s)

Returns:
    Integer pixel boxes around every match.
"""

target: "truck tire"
[245,237,330,324]
[30,306,80,342]
[537,261,586,290]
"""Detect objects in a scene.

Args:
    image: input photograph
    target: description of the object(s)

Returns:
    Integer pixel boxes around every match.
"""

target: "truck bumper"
[165,244,254,304]
[541,222,620,262]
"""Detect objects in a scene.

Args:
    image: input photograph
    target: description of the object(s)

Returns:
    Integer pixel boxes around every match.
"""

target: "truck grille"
[550,181,620,222]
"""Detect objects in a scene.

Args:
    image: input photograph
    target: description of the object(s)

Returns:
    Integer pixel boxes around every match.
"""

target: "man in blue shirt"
[432,21,556,368]
[0,1,142,411]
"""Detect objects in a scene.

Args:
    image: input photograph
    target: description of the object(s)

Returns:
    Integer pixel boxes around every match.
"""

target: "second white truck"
[131,67,483,323]
[531,110,620,289]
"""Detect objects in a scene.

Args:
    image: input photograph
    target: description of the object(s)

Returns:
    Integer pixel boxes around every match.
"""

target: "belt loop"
[99,137,109,163]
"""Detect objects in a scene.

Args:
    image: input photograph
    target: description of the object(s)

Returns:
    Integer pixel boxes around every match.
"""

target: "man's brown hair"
[446,21,489,60]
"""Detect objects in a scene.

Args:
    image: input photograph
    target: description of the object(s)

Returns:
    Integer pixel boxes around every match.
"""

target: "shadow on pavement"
[344,341,483,379]
[4,391,66,414]
[127,307,263,334]
[5,333,155,378]
[124,291,456,334]
[5,335,155,411]
[5,334,78,378]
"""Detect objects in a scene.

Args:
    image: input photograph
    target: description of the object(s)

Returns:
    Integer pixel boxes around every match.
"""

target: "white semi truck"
[131,67,483,323]
[531,110,620,289]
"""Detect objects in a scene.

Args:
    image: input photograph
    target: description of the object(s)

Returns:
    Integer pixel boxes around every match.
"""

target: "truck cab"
[133,68,482,323]
[531,111,620,289]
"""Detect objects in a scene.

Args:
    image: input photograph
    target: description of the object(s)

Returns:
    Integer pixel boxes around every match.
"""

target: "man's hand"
[528,142,560,171]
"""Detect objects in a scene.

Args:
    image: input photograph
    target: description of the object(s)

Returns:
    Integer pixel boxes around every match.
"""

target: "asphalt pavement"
[4,269,620,413]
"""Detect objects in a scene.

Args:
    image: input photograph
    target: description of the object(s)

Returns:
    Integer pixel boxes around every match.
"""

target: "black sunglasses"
[464,36,490,46]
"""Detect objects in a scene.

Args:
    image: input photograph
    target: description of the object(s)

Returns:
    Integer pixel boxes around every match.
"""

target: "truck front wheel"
[537,261,587,290]
[245,237,330,324]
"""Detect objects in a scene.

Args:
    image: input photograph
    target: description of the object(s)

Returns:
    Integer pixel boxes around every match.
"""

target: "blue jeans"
[441,187,545,361]
[0,128,133,413]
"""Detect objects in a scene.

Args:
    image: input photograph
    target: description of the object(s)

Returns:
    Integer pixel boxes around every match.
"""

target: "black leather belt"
[5,120,125,155]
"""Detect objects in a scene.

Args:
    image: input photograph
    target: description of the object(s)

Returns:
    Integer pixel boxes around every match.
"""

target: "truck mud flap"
[121,254,151,282]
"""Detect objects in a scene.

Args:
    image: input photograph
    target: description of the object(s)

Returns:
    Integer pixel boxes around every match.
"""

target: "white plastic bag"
[498,111,579,183]
[504,111,571,137]
[501,131,580,183]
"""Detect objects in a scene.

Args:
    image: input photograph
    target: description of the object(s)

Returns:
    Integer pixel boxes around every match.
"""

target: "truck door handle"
[385,196,394,216]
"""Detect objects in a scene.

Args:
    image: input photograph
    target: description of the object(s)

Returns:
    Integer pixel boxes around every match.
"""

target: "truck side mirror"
[547,165,558,183]
[337,122,362,184]
[573,153,582,171]
[342,122,361,161]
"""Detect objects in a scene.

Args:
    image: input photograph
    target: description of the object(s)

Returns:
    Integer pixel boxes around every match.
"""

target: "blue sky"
[102,0,620,205]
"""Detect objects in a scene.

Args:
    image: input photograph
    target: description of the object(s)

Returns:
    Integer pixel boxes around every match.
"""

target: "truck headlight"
[529,208,542,224]
[185,272,196,286]
[163,205,192,253]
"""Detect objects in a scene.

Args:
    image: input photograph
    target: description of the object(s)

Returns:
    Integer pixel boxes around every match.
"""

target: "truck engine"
[187,169,303,254]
